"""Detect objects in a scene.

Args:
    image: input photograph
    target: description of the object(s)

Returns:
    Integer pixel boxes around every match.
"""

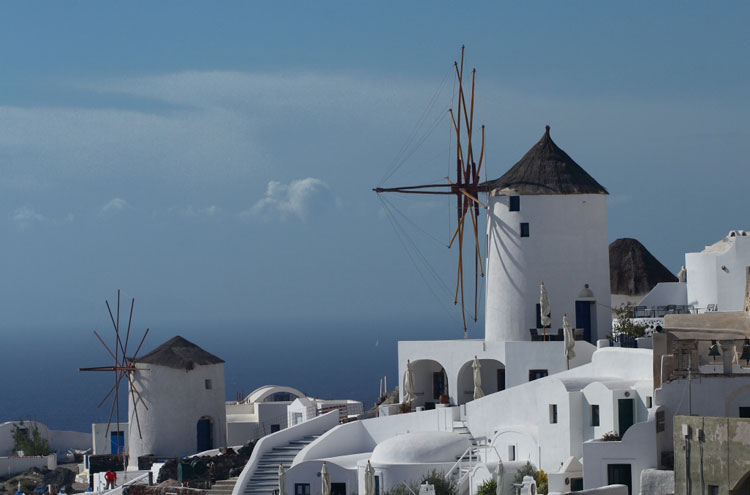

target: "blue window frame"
[509,196,520,211]
[520,223,529,237]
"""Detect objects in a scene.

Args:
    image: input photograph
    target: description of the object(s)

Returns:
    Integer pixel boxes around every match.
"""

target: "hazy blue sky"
[2,2,749,339]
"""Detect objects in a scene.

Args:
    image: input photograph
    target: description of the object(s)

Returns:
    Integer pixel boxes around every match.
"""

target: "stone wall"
[673,415,750,494]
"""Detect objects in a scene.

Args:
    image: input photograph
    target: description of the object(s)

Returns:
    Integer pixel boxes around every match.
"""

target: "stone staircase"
[243,435,320,495]
[207,477,239,495]
[452,421,474,443]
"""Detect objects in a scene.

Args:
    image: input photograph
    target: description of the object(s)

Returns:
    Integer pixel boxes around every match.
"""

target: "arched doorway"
[731,469,750,494]
[197,416,214,452]
[409,360,448,408]
[456,359,505,405]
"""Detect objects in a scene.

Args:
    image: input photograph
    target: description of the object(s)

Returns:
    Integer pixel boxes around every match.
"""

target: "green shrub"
[12,422,52,456]
[600,431,621,441]
[383,470,456,495]
[609,304,648,339]
[513,462,547,494]
[476,478,496,495]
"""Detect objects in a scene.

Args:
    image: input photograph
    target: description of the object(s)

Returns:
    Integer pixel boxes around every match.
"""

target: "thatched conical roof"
[609,238,677,296]
[480,126,607,195]
[136,335,224,370]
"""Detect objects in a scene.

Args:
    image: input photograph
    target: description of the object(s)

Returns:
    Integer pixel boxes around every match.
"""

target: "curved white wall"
[127,362,227,468]
[484,194,610,342]
[685,234,750,312]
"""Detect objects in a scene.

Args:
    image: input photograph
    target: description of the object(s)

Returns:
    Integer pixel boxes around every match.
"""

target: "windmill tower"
[127,336,227,469]
[480,126,611,343]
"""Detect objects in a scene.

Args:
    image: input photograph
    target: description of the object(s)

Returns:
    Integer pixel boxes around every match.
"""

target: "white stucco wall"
[686,232,750,312]
[465,348,654,472]
[655,375,750,456]
[637,282,687,309]
[397,339,596,407]
[0,421,91,457]
[127,362,227,468]
[92,422,129,455]
[582,414,658,495]
[484,194,610,343]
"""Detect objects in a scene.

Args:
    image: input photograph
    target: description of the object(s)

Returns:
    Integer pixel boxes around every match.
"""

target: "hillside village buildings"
[5,128,750,495]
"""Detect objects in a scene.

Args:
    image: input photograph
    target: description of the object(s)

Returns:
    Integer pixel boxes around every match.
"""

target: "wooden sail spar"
[79,289,150,440]
[374,46,487,337]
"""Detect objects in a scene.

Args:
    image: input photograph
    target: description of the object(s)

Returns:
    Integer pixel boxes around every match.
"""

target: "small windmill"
[79,290,150,445]
[374,46,487,336]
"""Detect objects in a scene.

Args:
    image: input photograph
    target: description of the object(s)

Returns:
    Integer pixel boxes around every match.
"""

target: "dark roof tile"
[480,126,607,195]
[136,336,224,370]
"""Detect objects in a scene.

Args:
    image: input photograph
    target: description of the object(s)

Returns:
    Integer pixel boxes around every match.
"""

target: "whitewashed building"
[482,126,611,344]
[127,336,227,469]
[226,385,306,445]
[232,128,665,495]
[685,230,750,312]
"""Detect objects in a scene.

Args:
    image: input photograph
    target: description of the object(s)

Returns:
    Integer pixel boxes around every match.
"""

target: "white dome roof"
[371,432,471,464]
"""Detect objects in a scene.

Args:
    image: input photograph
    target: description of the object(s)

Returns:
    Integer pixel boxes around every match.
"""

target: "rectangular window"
[656,410,665,433]
[205,379,213,390]
[520,222,530,237]
[549,404,558,424]
[708,486,719,495]
[270,424,281,433]
[570,478,583,491]
[497,369,506,392]
[646,396,652,408]
[331,483,347,495]
[529,369,548,381]
[295,484,310,495]
[591,405,600,427]
[508,445,516,461]
[509,196,520,211]
[740,407,750,418]
[375,477,380,495]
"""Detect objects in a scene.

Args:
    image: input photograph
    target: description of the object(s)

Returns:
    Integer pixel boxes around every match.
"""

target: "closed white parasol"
[563,313,576,367]
[365,461,376,495]
[540,283,551,338]
[321,462,331,495]
[403,360,416,404]
[495,459,504,495]
[278,464,286,495]
[472,356,484,400]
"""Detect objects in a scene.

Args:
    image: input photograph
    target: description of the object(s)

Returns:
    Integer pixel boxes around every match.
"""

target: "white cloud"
[243,178,331,221]
[168,205,222,217]
[99,198,131,216]
[12,207,73,230]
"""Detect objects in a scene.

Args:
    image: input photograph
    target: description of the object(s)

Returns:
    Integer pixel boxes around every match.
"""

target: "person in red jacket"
[105,470,117,490]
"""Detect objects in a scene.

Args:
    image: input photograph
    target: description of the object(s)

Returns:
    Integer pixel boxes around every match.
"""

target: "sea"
[0,318,465,433]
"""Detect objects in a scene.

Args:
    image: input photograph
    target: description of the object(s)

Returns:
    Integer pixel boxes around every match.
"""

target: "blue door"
[197,419,212,452]
[575,301,592,343]
[110,431,124,455]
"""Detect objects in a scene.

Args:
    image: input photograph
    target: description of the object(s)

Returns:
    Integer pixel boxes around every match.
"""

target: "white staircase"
[447,422,478,495]
[207,477,240,495]
[452,421,474,443]
[243,435,319,495]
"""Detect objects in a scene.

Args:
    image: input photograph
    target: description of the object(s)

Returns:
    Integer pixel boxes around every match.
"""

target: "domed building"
[127,336,227,469]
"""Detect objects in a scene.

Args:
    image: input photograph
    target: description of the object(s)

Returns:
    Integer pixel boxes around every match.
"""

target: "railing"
[444,443,503,492]
[630,305,692,318]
